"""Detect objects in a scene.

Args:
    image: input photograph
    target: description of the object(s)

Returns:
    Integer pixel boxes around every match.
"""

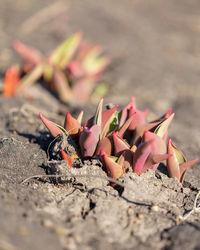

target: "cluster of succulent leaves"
[40,97,198,184]
[3,32,109,104]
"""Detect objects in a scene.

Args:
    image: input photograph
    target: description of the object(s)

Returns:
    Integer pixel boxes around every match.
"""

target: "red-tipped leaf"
[79,125,101,157]
[61,150,73,168]
[100,150,123,179]
[39,112,63,137]
[64,112,81,135]
[143,131,166,155]
[132,141,152,174]
[95,136,112,155]
[13,40,43,65]
[113,132,130,155]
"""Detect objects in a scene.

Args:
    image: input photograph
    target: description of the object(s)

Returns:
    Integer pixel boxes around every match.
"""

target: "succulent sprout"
[167,139,198,184]
[3,32,109,104]
[40,97,198,184]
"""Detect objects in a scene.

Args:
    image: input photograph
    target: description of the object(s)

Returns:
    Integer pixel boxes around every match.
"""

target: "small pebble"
[151,205,159,212]
[42,219,54,229]
[137,213,143,219]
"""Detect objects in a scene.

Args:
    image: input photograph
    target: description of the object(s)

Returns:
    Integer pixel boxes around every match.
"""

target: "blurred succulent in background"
[40,97,198,184]
[2,65,20,97]
[2,32,110,104]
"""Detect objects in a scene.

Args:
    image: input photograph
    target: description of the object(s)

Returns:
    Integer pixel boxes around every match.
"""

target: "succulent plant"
[2,32,109,104]
[40,97,198,184]
[167,139,198,184]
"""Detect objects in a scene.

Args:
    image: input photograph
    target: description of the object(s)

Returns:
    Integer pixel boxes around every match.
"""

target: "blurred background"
[1,0,200,108]
[0,0,200,178]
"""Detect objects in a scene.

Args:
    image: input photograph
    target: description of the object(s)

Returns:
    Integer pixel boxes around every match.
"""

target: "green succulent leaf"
[84,56,110,75]
[16,63,44,94]
[154,113,174,139]
[55,124,68,135]
[106,111,120,134]
[94,98,103,127]
[49,31,82,67]
[171,142,185,165]
[43,63,53,83]
[91,83,108,101]
[107,156,118,162]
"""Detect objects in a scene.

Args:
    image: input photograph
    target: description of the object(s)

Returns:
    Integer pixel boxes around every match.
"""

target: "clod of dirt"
[47,133,79,161]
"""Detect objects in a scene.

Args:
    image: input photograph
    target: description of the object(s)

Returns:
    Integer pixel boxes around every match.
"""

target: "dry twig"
[21,172,128,188]
[179,191,200,221]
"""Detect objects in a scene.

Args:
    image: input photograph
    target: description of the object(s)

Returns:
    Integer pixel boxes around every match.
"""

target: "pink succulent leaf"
[119,97,148,131]
[167,138,182,180]
[73,42,91,62]
[64,112,81,135]
[39,112,64,137]
[85,44,102,57]
[163,109,173,119]
[86,104,118,136]
[131,121,161,146]
[143,131,166,155]
[119,97,136,127]
[146,153,172,171]
[52,66,74,103]
[49,31,83,67]
[118,114,135,138]
[151,108,173,123]
[128,108,148,131]
[154,113,174,139]
[179,158,199,184]
[67,61,85,78]
[167,138,199,183]
[133,141,152,174]
[150,153,172,165]
[179,158,199,177]
[72,77,94,104]
[95,136,112,155]
[100,149,124,179]
[13,40,43,65]
[113,131,130,155]
[79,125,101,157]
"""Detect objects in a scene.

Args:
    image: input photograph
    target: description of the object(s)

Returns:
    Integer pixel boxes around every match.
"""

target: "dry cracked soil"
[0,0,200,249]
